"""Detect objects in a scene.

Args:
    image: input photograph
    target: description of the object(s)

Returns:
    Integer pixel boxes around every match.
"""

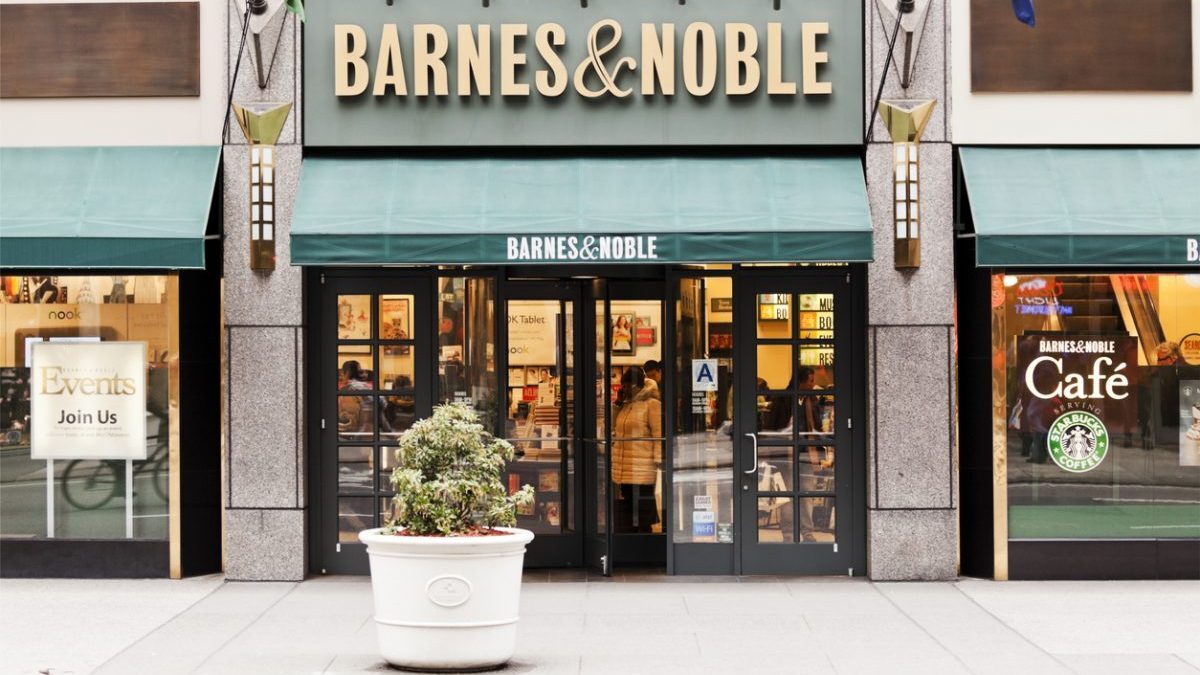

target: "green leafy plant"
[386,403,534,536]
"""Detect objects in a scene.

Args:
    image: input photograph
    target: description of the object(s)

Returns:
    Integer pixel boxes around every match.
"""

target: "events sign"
[305,0,862,146]
[30,342,147,460]
[1017,335,1137,473]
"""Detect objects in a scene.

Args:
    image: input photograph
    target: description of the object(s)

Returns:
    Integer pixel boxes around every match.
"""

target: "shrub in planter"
[387,403,534,536]
[360,403,534,671]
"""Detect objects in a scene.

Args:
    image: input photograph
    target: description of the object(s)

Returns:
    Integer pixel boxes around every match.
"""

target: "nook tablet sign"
[30,342,148,461]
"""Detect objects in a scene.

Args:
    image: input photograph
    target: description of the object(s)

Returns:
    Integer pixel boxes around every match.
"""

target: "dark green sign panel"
[304,0,863,147]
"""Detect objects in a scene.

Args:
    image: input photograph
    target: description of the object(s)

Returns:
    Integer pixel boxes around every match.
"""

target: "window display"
[0,274,176,541]
[996,273,1200,539]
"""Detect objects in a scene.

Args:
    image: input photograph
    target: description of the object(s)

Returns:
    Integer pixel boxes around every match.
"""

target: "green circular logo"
[1047,410,1109,473]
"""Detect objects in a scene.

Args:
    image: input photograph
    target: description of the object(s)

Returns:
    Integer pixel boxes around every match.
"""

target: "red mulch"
[392,526,508,537]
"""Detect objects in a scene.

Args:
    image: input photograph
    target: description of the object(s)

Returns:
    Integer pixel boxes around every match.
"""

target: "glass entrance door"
[736,274,854,574]
[502,283,584,566]
[319,277,432,575]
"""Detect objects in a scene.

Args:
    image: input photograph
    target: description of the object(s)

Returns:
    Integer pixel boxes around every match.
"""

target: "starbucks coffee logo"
[1047,410,1109,473]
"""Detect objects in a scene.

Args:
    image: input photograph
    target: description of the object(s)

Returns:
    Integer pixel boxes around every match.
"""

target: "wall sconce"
[231,101,292,272]
[877,98,935,270]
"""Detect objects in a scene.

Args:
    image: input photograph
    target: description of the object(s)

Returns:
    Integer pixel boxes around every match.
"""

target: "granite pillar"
[864,0,958,580]
[222,6,306,581]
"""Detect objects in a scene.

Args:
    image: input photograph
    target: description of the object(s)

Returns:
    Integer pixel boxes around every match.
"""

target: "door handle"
[743,433,758,474]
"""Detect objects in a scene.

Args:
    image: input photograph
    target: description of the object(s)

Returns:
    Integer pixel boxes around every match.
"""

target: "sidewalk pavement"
[2,573,1198,675]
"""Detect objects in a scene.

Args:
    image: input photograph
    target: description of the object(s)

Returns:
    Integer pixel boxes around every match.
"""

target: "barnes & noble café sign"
[305,0,862,146]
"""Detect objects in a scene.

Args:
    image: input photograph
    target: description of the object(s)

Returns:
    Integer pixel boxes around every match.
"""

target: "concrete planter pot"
[359,527,535,671]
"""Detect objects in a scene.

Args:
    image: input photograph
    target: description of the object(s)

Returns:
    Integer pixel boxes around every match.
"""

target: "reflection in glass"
[0,274,174,541]
[1001,273,1200,540]
[798,497,836,543]
[758,496,793,543]
[338,446,373,493]
[758,446,792,492]
[798,344,836,389]
[378,447,396,492]
[438,277,497,429]
[339,497,374,543]
[673,277,735,544]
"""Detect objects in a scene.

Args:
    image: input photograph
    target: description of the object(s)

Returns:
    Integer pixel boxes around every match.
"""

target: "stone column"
[222,7,306,581]
[864,0,957,580]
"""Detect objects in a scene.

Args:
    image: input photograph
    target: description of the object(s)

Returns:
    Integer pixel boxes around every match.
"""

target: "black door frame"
[501,281,588,567]
[308,265,866,576]
[310,270,436,575]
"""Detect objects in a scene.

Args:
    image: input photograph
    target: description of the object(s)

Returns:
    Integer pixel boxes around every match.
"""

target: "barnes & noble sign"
[306,0,862,146]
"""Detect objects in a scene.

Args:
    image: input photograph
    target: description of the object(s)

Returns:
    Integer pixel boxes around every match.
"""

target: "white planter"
[359,527,535,671]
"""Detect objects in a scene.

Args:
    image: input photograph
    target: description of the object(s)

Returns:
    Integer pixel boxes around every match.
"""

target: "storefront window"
[0,275,176,541]
[673,277,734,544]
[437,276,497,430]
[997,273,1200,539]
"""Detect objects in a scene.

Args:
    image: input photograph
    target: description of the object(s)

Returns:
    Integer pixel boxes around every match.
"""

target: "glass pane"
[378,446,396,492]
[672,277,735,544]
[336,395,375,442]
[799,446,836,486]
[798,497,836,543]
[1,274,174,541]
[798,293,835,339]
[1002,273,1200,540]
[757,496,793,543]
[756,293,792,338]
[798,343,836,389]
[378,294,413,340]
[797,394,835,440]
[336,294,371,340]
[758,446,793,492]
[380,394,415,440]
[610,300,664,535]
[338,497,374,543]
[756,344,792,390]
[337,446,373,493]
[379,496,394,527]
[507,451,562,535]
[757,393,794,436]
[439,277,498,429]
[337,349,374,390]
[379,346,413,391]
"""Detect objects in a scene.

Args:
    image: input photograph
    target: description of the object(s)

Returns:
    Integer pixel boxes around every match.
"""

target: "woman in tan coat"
[612,368,662,532]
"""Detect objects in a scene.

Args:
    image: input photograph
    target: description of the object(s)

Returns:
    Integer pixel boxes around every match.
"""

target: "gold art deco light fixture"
[877,99,935,270]
[231,101,292,271]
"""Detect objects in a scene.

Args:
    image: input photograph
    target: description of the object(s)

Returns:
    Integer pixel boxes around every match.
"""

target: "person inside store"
[338,360,374,439]
[382,375,415,437]
[612,367,662,532]
[796,366,834,541]
[642,360,662,387]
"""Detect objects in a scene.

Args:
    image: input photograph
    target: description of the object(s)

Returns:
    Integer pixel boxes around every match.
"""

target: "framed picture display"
[379,297,410,340]
[337,295,372,340]
[611,313,636,355]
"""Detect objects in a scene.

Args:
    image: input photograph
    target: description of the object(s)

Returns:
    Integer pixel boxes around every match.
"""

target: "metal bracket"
[875,0,933,90]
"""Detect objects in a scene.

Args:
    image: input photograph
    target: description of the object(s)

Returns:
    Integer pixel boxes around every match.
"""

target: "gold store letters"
[334,20,832,98]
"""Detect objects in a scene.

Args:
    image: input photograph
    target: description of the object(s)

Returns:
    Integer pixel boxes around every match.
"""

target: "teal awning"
[0,146,220,269]
[291,157,872,265]
[960,148,1200,267]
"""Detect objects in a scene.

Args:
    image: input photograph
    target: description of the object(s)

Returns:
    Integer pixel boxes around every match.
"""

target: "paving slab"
[3,575,1198,675]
